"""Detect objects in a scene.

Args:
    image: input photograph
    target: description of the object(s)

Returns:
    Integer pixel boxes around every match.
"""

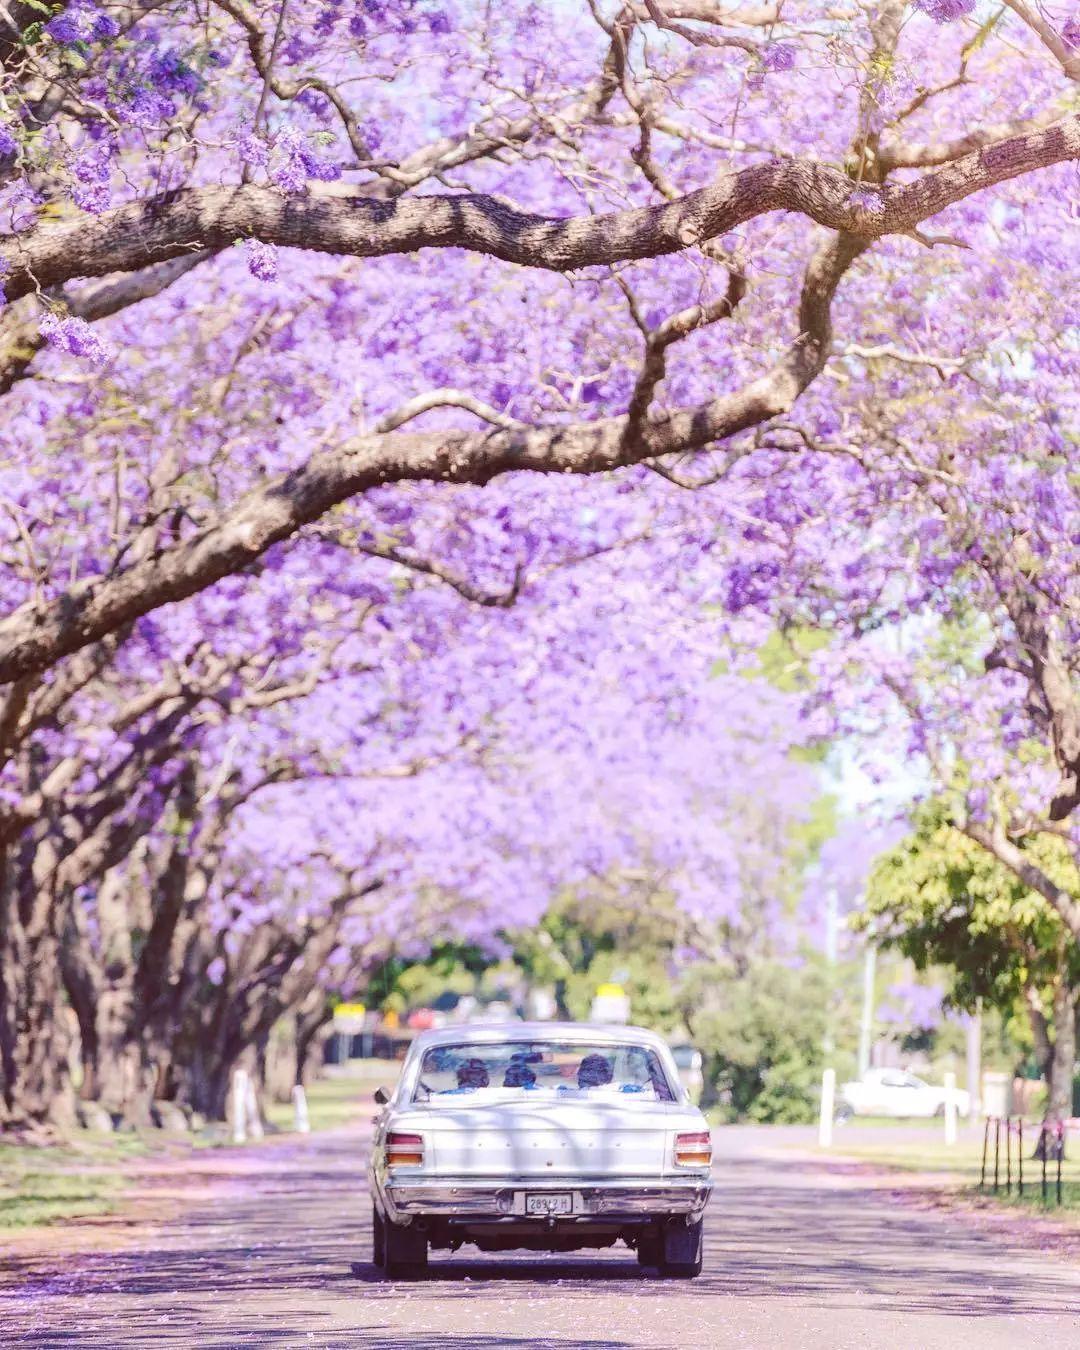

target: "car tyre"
[659,1219,703,1279]
[383,1216,428,1279]
[372,1205,386,1268]
[636,1226,663,1269]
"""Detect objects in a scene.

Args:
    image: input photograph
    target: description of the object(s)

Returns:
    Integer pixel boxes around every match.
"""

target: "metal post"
[1042,1129,1048,1203]
[1005,1115,1012,1194]
[981,1116,990,1188]
[994,1117,1000,1192]
[819,1067,836,1149]
[1018,1119,1024,1197]
[1057,1127,1063,1205]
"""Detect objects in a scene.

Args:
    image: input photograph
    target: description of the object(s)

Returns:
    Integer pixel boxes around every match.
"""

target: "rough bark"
[0,116,1077,299]
[1047,980,1077,1123]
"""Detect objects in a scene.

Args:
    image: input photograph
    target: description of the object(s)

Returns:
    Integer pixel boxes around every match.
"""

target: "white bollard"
[819,1067,836,1148]
[944,1070,958,1146]
[292,1084,311,1134]
[244,1074,264,1140]
[231,1068,248,1144]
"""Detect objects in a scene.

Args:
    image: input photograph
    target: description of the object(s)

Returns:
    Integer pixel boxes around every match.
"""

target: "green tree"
[678,958,841,1123]
[865,806,1080,1121]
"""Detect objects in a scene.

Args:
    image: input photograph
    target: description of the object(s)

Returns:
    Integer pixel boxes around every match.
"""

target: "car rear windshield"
[413,1040,676,1102]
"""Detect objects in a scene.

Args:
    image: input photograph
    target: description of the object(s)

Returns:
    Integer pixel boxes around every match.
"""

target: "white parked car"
[837,1068,972,1121]
[368,1022,713,1278]
[670,1045,704,1105]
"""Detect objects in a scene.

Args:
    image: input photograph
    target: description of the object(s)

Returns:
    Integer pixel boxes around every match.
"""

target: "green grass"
[0,1071,387,1235]
[829,1129,1080,1216]
[0,1134,146,1232]
[264,1072,376,1133]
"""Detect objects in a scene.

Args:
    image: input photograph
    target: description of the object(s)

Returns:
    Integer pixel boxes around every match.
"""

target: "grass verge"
[830,1128,1080,1216]
[0,1074,378,1236]
[0,1133,146,1232]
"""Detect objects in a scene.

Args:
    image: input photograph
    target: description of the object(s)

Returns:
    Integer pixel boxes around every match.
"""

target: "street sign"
[590,983,630,1024]
[333,1001,367,1034]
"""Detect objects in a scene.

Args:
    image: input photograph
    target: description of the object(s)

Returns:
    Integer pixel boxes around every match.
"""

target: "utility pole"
[823,887,838,1059]
[857,937,876,1078]
[966,1004,982,1115]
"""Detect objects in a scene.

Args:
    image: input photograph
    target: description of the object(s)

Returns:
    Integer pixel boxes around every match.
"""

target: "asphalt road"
[3,1124,1079,1349]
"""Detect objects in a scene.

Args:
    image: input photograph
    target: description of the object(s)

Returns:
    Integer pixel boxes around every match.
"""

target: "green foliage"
[562,948,682,1034]
[509,887,684,1022]
[362,941,495,1014]
[745,627,832,694]
[681,959,843,1123]
[863,804,1080,1015]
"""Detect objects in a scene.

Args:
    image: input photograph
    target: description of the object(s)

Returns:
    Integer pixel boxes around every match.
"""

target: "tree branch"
[0,232,864,683]
[0,115,1076,299]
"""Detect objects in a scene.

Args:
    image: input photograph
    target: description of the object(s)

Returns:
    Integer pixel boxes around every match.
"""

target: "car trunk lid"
[394,1098,693,1178]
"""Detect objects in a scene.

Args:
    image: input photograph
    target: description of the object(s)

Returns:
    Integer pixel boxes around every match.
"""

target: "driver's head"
[578,1053,614,1088]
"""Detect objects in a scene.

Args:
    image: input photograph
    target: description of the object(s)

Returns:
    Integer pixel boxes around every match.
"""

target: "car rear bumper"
[381,1177,712,1224]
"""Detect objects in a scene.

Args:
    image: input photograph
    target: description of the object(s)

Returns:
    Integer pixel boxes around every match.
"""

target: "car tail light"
[386,1132,424,1167]
[674,1131,712,1168]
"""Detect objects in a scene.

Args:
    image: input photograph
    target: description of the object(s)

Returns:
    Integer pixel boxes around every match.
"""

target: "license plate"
[526,1192,572,1215]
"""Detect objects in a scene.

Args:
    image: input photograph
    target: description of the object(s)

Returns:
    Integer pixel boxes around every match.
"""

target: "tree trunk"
[1046,980,1076,1123]
[0,919,74,1130]
[295,995,332,1089]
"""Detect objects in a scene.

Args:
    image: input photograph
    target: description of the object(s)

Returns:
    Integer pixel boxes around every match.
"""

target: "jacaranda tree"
[0,1,1077,1128]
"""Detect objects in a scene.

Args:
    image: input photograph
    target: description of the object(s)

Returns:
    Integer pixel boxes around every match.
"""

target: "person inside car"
[450,1057,490,1092]
[577,1053,614,1089]
[503,1055,538,1089]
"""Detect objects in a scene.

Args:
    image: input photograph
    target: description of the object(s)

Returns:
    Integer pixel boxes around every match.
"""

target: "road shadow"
[5,1127,1080,1344]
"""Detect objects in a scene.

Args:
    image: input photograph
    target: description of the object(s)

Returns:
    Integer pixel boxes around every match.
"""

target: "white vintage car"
[368,1022,713,1278]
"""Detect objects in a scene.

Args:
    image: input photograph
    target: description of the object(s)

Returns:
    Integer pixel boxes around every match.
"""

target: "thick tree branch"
[962,819,1080,942]
[0,233,863,683]
[0,115,1076,299]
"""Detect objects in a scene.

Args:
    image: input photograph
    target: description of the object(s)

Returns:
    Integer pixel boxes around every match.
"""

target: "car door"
[877,1070,914,1116]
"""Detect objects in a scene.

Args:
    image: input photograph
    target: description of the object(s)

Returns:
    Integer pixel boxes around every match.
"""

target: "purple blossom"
[245,238,279,282]
[39,312,112,366]
[1062,18,1080,50]
[72,181,111,214]
[91,14,120,40]
[913,0,976,22]
[147,51,201,97]
[237,130,270,167]
[45,14,83,43]
[761,42,796,72]
[0,258,9,307]
[124,88,175,126]
[0,123,17,158]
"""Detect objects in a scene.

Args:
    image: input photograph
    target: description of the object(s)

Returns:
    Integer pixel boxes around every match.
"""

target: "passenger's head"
[456,1057,489,1089]
[503,1056,537,1088]
[578,1053,614,1088]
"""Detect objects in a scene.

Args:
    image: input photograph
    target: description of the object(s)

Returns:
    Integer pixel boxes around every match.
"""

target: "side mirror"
[374,1086,391,1105]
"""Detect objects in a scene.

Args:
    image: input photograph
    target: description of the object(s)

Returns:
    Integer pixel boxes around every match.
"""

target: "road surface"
[3,1124,1079,1348]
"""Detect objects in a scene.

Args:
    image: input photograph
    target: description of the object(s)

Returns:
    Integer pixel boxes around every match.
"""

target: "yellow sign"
[336,1002,366,1018]
[595,983,625,998]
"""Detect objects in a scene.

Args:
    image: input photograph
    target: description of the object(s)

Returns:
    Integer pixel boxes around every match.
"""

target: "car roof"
[407,1022,671,1052]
